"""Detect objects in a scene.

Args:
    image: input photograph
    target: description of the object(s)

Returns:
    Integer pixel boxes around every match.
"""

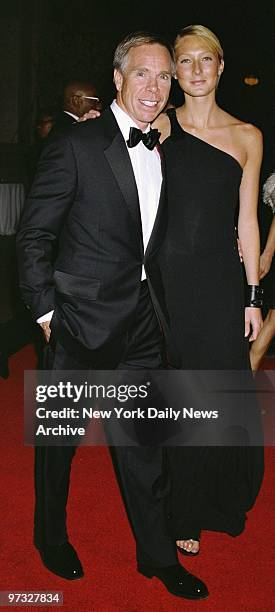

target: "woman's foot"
[176,539,200,554]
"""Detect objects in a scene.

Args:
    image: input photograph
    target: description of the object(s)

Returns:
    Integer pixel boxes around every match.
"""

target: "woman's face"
[175,35,224,98]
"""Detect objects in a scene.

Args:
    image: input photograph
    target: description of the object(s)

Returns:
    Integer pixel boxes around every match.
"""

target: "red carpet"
[0,345,275,611]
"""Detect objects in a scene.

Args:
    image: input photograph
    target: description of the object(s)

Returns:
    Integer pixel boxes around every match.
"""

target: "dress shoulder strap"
[166,107,183,137]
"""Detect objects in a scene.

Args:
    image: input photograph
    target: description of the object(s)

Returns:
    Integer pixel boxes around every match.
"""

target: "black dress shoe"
[38,542,84,580]
[138,563,209,600]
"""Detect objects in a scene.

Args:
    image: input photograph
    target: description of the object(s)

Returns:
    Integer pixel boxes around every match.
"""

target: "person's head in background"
[63,80,102,117]
[36,110,55,139]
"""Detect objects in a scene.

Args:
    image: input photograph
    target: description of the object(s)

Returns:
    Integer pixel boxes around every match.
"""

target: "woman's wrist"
[262,247,274,258]
[245,285,263,308]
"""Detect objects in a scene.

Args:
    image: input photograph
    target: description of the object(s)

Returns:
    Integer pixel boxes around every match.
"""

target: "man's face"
[114,44,172,130]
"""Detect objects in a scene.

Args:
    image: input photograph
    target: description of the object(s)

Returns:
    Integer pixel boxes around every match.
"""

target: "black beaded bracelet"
[245,285,264,308]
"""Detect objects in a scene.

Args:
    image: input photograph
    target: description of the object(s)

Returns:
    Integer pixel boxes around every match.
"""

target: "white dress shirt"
[110,100,162,279]
[37,100,162,323]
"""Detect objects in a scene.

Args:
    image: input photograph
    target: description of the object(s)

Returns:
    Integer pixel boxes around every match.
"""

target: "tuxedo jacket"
[17,108,170,365]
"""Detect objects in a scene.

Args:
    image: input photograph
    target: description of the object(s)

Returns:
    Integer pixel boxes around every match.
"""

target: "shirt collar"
[63,111,79,121]
[110,100,150,142]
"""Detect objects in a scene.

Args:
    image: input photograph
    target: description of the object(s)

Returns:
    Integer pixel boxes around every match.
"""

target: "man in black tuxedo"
[53,79,101,131]
[17,33,208,600]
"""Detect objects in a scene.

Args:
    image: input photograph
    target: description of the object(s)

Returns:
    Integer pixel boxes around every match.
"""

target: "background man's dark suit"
[53,110,77,129]
[17,107,177,569]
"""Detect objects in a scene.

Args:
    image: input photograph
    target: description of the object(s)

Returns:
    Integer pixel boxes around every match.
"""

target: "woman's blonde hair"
[174,25,224,61]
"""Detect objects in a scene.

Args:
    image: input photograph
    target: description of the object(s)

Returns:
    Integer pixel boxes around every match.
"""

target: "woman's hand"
[78,109,101,122]
[259,250,273,279]
[237,238,243,262]
[244,307,263,341]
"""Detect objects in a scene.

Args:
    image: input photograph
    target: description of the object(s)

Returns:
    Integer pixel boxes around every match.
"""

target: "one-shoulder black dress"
[161,108,264,540]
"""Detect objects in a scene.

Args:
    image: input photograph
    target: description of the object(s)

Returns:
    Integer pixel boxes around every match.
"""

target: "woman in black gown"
[154,25,264,555]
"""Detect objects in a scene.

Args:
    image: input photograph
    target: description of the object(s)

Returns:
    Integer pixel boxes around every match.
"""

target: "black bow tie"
[127,127,160,151]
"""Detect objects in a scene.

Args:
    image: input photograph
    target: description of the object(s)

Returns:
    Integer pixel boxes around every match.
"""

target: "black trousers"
[34,282,177,568]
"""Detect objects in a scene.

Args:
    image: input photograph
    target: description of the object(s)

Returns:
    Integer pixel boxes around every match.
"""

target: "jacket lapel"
[144,148,167,259]
[103,109,143,243]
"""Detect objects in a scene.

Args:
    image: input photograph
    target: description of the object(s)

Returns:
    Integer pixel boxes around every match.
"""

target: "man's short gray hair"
[113,31,175,73]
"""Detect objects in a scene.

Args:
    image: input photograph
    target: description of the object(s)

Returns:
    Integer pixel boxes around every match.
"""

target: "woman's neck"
[177,94,221,129]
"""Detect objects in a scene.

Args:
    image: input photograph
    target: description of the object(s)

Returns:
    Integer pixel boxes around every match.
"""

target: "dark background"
[0,0,274,359]
[34,0,275,130]
[1,0,275,180]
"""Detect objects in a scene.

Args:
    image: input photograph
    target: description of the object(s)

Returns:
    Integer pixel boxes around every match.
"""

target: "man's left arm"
[16,132,77,321]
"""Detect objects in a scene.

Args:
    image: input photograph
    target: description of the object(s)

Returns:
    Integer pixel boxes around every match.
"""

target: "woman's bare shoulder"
[220,109,263,159]
[222,109,262,141]
[234,120,262,158]
[237,121,262,145]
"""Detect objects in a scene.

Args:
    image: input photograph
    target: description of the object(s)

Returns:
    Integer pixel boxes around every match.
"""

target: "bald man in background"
[53,79,102,132]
